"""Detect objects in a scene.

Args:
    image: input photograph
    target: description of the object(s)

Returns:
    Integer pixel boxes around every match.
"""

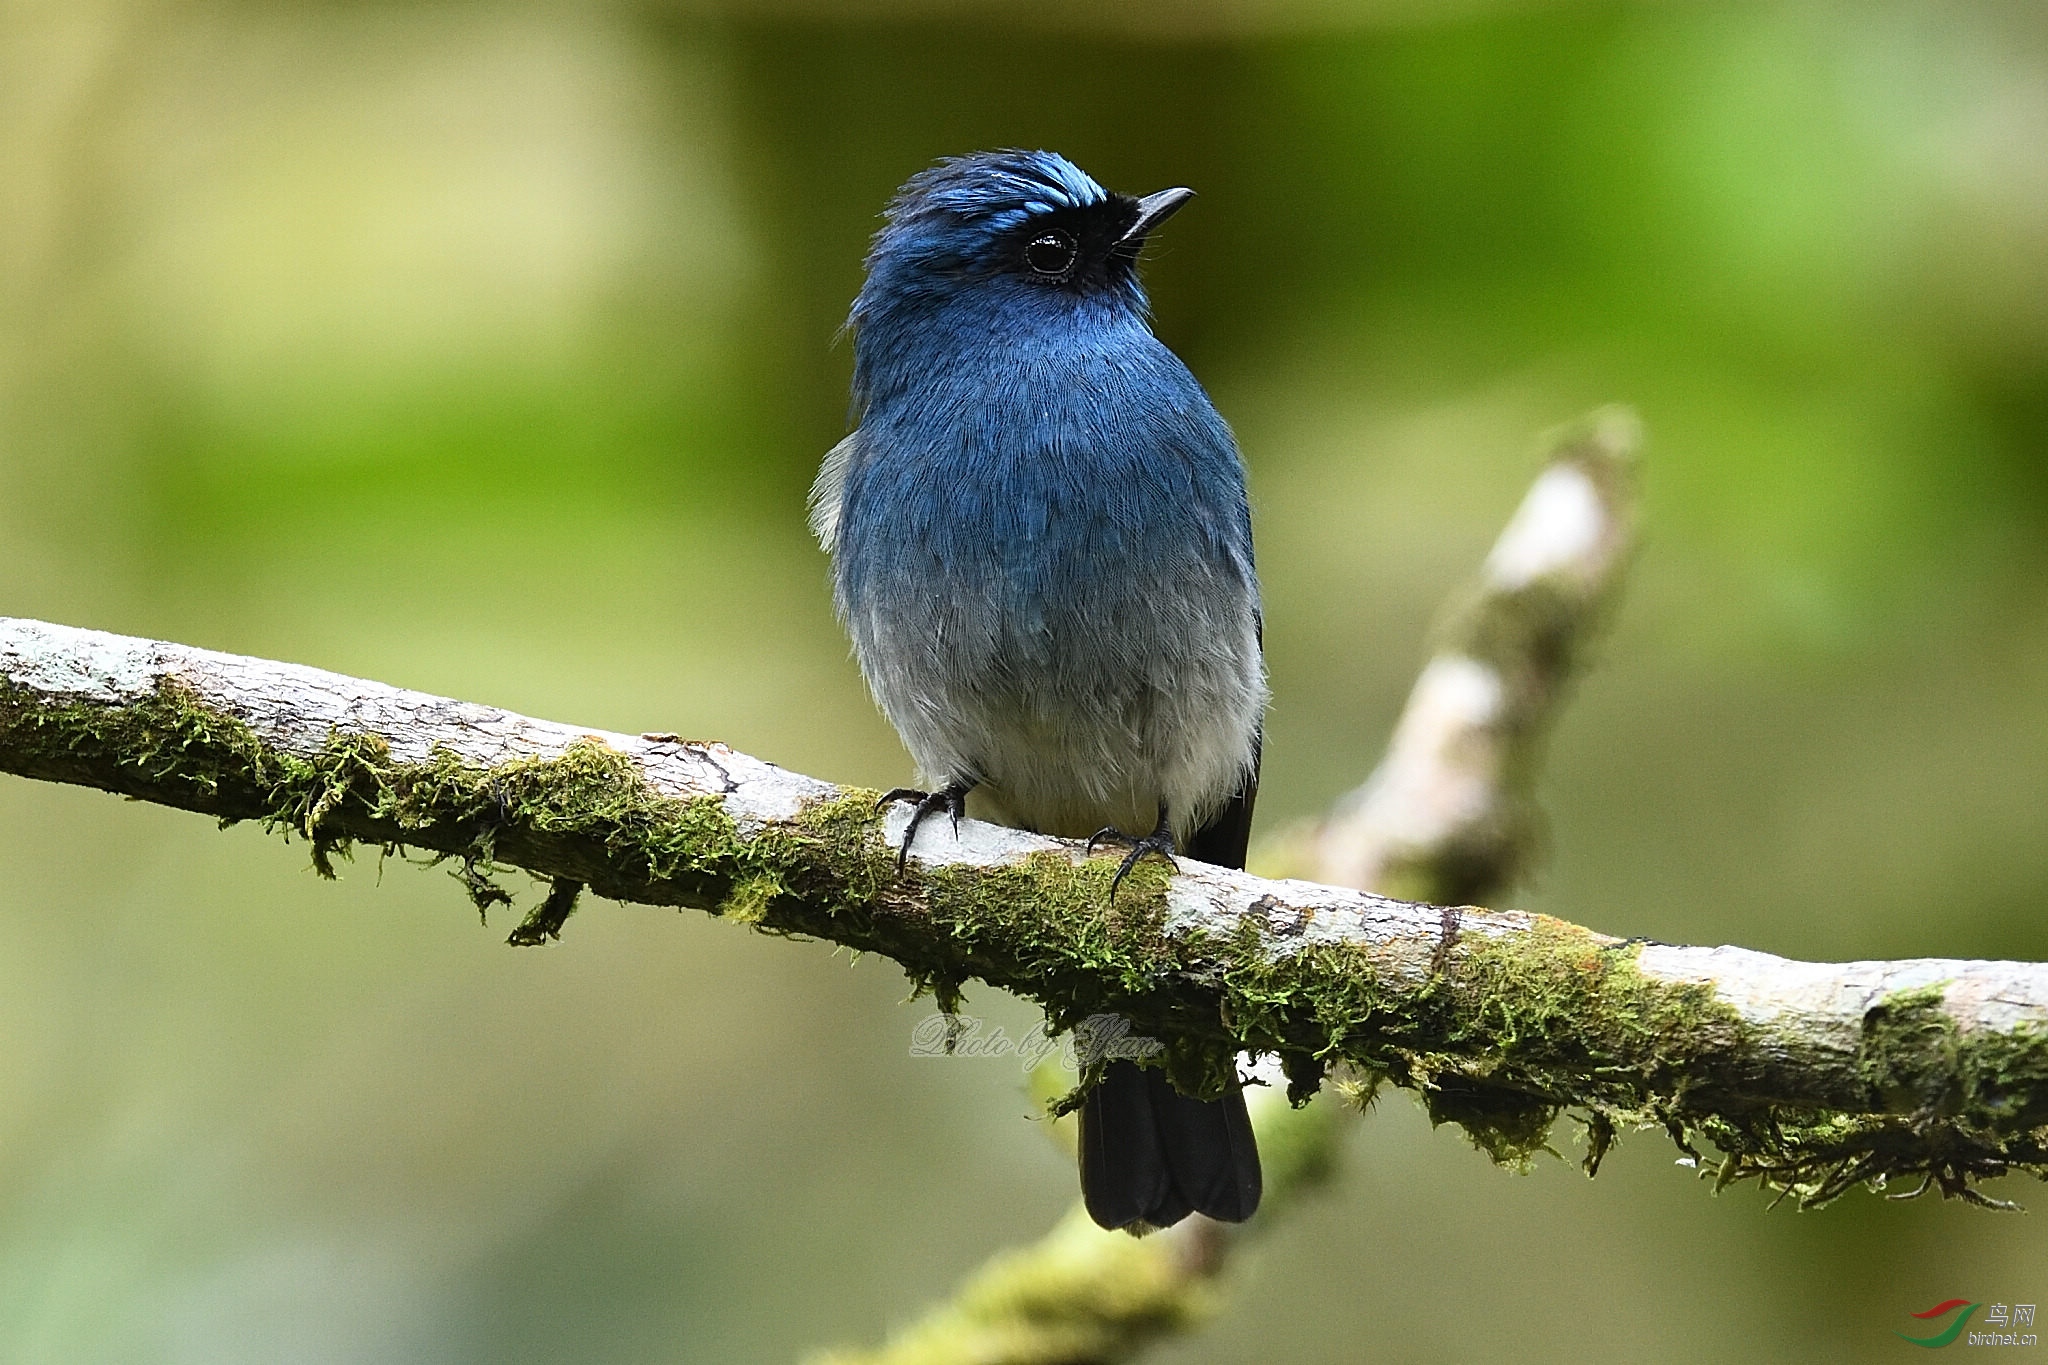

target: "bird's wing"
[1185,614,1262,873]
[1184,727,1260,872]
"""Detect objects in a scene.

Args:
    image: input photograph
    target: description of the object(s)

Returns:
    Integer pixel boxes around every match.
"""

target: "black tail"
[1079,1058,1261,1230]
[1078,748,1263,1232]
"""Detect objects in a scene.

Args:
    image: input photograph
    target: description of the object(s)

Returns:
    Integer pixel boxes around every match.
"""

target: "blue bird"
[811,150,1265,1231]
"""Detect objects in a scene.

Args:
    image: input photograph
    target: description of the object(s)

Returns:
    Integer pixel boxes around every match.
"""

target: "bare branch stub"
[1287,405,1642,906]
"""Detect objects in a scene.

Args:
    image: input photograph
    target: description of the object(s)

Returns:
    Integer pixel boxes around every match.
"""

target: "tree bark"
[3,611,2043,1205]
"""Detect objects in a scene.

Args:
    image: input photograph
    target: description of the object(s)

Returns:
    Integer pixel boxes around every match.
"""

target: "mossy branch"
[805,1083,1344,1365]
[2,433,2046,1236]
[8,409,2036,1365]
[4,610,2045,1209]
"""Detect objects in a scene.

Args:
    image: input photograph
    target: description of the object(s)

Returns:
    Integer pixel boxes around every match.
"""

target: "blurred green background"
[3,1,2046,1360]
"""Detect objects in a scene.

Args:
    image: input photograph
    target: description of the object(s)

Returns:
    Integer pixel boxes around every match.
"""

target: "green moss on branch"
[3,674,2047,1208]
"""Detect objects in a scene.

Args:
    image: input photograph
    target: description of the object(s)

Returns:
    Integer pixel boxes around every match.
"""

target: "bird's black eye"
[1024,230,1078,277]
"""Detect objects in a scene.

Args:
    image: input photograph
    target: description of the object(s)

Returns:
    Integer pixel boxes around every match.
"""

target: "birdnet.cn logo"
[1896,1300,2038,1349]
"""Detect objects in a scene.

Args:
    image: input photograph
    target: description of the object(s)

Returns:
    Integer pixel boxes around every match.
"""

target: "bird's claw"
[1087,809,1178,903]
[879,784,970,870]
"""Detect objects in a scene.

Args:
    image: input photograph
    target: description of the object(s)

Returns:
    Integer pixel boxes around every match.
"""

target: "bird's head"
[852,150,1193,322]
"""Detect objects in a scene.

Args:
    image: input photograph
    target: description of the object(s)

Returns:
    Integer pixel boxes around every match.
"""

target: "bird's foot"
[1087,806,1178,903]
[878,783,971,870]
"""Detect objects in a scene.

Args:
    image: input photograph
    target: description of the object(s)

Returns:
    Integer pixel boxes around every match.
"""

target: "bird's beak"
[1119,187,1195,245]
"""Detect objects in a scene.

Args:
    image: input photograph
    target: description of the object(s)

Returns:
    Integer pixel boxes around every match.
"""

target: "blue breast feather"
[819,283,1263,837]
